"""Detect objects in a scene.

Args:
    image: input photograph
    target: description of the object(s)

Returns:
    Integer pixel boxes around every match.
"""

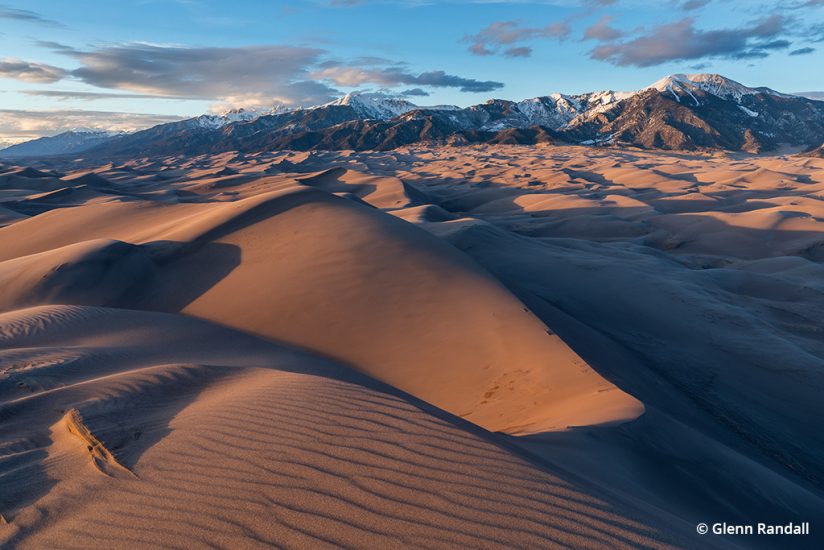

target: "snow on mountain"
[445,89,634,133]
[192,105,306,130]
[513,90,635,130]
[738,105,759,117]
[323,93,459,120]
[460,74,789,133]
[311,74,789,132]
[646,73,787,105]
[183,74,789,137]
[56,73,823,158]
[192,107,285,130]
[325,93,421,120]
[66,127,123,137]
[423,104,461,112]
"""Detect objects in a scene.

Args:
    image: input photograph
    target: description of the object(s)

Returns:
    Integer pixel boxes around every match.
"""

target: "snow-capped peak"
[325,93,421,120]
[193,106,293,130]
[646,73,785,104]
[220,108,263,122]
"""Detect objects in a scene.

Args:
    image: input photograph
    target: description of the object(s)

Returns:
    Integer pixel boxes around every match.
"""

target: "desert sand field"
[1,145,823,548]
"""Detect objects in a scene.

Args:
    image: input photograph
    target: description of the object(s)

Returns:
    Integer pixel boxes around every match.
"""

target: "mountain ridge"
[4,73,823,157]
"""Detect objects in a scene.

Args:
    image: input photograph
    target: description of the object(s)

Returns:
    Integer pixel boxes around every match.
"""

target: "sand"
[1,145,823,548]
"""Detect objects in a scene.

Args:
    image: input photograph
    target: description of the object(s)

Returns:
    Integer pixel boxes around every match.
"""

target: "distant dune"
[1,145,823,548]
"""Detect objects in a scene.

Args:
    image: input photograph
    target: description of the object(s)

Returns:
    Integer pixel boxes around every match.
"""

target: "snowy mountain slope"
[190,107,291,130]
[324,93,420,120]
[646,73,788,105]
[323,93,459,120]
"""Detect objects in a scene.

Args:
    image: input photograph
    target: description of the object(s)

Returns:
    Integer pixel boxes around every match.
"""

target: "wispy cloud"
[311,66,503,92]
[22,89,185,100]
[790,46,815,55]
[679,0,710,10]
[0,5,64,27]
[0,58,67,83]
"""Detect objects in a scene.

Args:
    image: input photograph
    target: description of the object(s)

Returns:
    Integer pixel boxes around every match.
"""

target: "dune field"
[1,145,823,548]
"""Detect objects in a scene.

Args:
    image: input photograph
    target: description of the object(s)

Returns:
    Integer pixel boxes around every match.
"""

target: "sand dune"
[2,146,823,548]
[0,171,642,435]
[0,306,685,549]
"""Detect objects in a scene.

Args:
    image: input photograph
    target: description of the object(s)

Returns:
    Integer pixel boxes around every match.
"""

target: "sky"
[0,0,822,144]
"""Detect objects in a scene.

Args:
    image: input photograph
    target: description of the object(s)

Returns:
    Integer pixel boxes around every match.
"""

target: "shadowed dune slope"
[0,306,692,549]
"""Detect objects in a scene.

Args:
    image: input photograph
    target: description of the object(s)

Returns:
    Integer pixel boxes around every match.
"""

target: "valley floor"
[1,144,823,548]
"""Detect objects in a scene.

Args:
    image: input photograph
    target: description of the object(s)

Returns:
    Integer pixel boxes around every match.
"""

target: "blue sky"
[0,0,822,142]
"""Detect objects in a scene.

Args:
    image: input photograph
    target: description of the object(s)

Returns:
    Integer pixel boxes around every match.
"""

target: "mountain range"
[3,73,823,158]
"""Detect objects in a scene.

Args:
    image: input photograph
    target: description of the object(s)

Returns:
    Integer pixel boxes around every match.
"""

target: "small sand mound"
[213,166,238,176]
[64,409,137,479]
[14,167,53,179]
[295,166,347,185]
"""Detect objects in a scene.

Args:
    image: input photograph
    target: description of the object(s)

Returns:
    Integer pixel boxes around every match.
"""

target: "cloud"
[311,66,503,93]
[756,39,791,50]
[590,15,788,67]
[32,42,502,106]
[59,43,337,105]
[0,108,184,142]
[207,92,299,113]
[33,40,76,52]
[789,46,815,55]
[22,89,181,100]
[400,88,430,97]
[464,19,571,57]
[583,16,624,42]
[0,58,67,83]
[680,0,710,10]
[503,46,533,57]
[0,5,63,27]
